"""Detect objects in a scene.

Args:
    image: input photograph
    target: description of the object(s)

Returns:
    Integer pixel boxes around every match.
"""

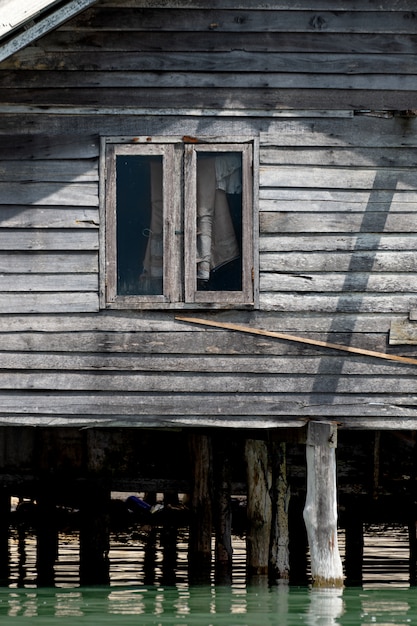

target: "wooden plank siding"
[1,1,417,110]
[0,134,99,313]
[0,2,416,428]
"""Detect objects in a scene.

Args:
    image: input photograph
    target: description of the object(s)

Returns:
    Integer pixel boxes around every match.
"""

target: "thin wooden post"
[289,495,309,585]
[0,487,9,584]
[36,483,58,587]
[188,433,213,584]
[303,421,344,588]
[245,438,272,579]
[79,479,110,586]
[344,498,364,587]
[213,436,233,585]
[408,515,417,586]
[269,441,290,582]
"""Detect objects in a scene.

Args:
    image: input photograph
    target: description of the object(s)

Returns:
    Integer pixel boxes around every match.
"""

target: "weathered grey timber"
[303,422,344,587]
[0,1,416,433]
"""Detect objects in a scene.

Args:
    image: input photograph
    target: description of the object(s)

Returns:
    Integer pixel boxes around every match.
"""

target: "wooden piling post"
[36,484,58,587]
[79,479,110,586]
[269,441,290,582]
[303,421,344,588]
[188,433,213,583]
[245,438,272,578]
[213,435,233,584]
[344,498,364,587]
[409,515,417,586]
[0,487,9,584]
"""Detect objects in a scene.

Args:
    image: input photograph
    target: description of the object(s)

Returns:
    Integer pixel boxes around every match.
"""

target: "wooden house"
[1,0,417,587]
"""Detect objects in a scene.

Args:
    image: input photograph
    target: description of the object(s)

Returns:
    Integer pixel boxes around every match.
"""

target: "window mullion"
[163,145,182,303]
[184,145,197,303]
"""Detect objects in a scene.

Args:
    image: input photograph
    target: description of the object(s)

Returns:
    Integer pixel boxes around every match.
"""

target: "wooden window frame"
[100,136,258,310]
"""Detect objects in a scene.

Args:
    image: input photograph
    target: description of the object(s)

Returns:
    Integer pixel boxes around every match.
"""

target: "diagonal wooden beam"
[0,0,98,63]
[175,315,417,366]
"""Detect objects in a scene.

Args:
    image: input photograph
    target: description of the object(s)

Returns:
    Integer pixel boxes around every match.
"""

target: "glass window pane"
[116,154,163,295]
[196,152,242,292]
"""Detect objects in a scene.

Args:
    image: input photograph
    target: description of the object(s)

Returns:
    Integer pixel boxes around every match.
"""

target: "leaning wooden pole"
[176,316,417,366]
[303,421,344,588]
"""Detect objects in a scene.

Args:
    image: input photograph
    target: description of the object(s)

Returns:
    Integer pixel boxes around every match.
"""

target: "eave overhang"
[0,0,98,62]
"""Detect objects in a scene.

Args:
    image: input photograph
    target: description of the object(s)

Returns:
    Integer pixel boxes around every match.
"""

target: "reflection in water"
[2,524,417,623]
[306,589,344,626]
[0,586,416,624]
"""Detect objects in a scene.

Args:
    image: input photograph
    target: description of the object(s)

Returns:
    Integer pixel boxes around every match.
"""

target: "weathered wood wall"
[1,0,417,110]
[0,1,416,429]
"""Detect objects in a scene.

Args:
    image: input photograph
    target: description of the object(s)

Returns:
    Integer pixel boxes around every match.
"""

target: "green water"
[0,585,416,625]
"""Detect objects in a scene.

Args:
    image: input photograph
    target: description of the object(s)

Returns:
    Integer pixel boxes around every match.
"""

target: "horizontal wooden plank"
[4,54,417,76]
[260,147,417,167]
[65,9,417,33]
[260,272,417,293]
[0,273,97,291]
[0,311,396,333]
[0,414,305,428]
[0,114,403,142]
[0,182,98,205]
[99,1,417,10]
[259,189,417,204]
[34,30,417,54]
[260,251,417,272]
[0,330,394,355]
[0,392,414,420]
[0,371,414,394]
[259,234,417,252]
[0,207,98,228]
[261,118,417,148]
[0,230,98,250]
[0,135,99,160]
[0,352,412,375]
[260,198,417,213]
[0,88,416,111]
[0,160,98,182]
[260,212,417,234]
[260,166,417,190]
[259,293,417,313]
[0,253,97,273]
[0,293,99,313]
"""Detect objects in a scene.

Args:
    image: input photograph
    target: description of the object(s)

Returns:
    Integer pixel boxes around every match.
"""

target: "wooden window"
[101,137,256,309]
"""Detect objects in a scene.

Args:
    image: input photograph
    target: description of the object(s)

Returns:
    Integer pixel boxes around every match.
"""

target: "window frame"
[100,135,258,310]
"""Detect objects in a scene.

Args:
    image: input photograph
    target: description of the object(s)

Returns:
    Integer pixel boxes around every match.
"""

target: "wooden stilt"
[36,484,58,587]
[289,496,309,585]
[344,498,364,587]
[245,438,272,578]
[188,433,213,584]
[303,421,344,588]
[213,436,233,585]
[79,479,110,586]
[161,524,178,586]
[143,527,158,586]
[408,515,417,586]
[0,488,9,584]
[269,441,290,582]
